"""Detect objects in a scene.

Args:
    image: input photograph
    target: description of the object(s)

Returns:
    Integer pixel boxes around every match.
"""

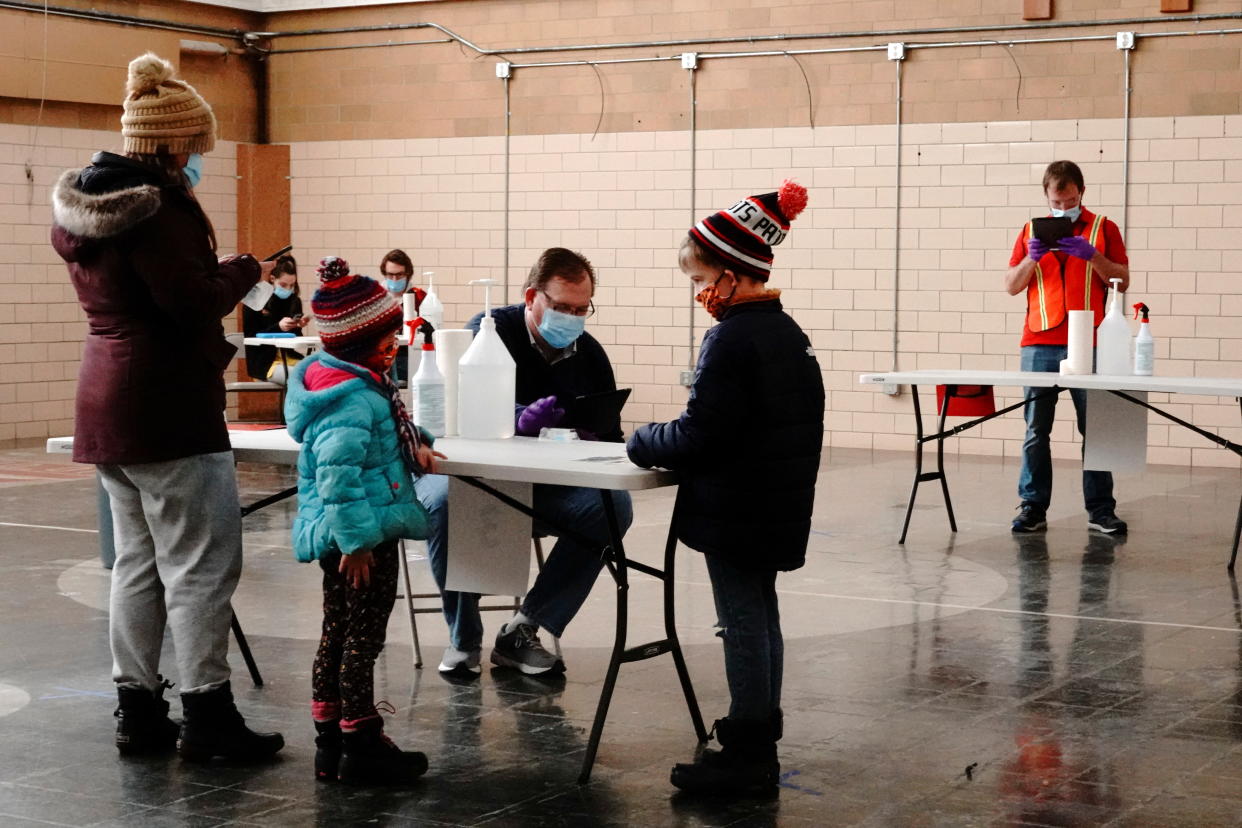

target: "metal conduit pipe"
[1122,46,1133,238]
[251,12,1242,55]
[687,61,698,372]
[0,0,245,39]
[502,73,512,303]
[892,55,904,377]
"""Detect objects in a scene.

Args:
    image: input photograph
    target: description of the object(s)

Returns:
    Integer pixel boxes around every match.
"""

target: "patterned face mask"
[695,272,736,321]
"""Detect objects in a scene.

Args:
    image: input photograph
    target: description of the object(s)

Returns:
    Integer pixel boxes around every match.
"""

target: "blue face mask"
[183,153,204,189]
[385,278,408,293]
[1051,205,1081,222]
[537,308,586,349]
[273,285,294,300]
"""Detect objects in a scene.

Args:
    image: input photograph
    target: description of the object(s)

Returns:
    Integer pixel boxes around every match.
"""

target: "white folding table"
[859,370,1242,567]
[49,429,705,783]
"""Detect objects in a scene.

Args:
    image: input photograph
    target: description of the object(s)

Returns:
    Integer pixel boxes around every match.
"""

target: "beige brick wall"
[0,123,239,442]
[285,114,1242,468]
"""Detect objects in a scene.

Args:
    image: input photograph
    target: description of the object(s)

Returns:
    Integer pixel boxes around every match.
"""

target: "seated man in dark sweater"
[414,248,633,677]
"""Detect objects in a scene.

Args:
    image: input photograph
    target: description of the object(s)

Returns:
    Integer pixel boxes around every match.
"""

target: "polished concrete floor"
[2,443,1242,826]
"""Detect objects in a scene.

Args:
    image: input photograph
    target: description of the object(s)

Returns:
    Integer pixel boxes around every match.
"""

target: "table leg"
[578,492,630,785]
[662,490,707,743]
[1231,399,1242,571]
[899,385,957,542]
[230,610,263,687]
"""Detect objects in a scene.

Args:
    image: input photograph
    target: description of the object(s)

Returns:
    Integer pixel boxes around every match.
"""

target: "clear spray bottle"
[1132,303,1154,376]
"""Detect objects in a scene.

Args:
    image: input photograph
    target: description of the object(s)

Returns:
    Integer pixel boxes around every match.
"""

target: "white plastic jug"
[419,271,444,331]
[457,279,516,439]
[1095,278,1131,376]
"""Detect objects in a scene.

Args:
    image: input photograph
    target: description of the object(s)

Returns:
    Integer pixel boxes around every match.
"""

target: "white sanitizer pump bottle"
[1133,302,1154,376]
[456,279,516,439]
[419,271,444,331]
[410,319,445,437]
[1095,278,1131,376]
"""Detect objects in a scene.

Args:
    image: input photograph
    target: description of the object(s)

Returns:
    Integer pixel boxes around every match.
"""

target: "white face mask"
[1051,205,1082,222]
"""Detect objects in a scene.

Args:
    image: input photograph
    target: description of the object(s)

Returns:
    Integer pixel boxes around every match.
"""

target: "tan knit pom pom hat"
[121,53,216,155]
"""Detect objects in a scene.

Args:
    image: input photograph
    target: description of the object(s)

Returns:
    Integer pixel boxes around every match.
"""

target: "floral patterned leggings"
[311,539,399,722]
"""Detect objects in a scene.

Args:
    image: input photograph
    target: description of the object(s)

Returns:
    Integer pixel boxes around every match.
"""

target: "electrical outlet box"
[887,42,906,61]
[883,383,901,397]
[679,370,694,387]
[1116,32,1135,50]
[680,52,698,70]
[495,61,512,78]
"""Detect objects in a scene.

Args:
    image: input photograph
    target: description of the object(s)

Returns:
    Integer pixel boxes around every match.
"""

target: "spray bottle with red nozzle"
[408,317,445,436]
[1132,303,1154,376]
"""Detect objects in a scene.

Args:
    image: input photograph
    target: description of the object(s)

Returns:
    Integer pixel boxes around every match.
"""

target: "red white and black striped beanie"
[689,179,808,281]
[310,257,401,362]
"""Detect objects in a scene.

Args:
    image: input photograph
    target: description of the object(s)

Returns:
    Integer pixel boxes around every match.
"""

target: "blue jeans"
[704,554,782,722]
[414,474,633,649]
[1018,345,1115,515]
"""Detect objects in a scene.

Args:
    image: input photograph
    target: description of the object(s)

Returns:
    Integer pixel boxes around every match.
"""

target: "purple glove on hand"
[1027,238,1048,262]
[516,395,565,436]
[1057,236,1096,261]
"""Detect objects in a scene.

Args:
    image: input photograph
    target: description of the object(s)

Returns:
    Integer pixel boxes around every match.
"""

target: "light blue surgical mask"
[273,285,294,300]
[385,278,408,293]
[1051,205,1081,222]
[183,153,204,189]
[537,308,586,349]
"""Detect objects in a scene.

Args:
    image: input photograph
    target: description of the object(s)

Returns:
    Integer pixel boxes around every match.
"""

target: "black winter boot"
[177,681,285,763]
[338,715,428,786]
[114,677,179,756]
[670,714,781,796]
[314,719,342,782]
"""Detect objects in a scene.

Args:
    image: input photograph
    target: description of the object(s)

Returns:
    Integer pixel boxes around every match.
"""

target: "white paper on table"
[445,477,532,596]
[1083,389,1147,473]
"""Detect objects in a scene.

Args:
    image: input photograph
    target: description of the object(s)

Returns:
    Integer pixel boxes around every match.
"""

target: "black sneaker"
[491,623,564,676]
[1011,504,1047,534]
[1088,511,1127,535]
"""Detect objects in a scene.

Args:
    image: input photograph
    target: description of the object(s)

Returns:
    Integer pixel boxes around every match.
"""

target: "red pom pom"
[777,179,808,222]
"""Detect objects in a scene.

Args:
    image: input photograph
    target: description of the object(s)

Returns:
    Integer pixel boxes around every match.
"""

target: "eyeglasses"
[541,291,595,318]
[382,270,409,279]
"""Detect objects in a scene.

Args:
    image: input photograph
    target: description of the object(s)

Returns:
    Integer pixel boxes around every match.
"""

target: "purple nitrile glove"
[1057,236,1096,261]
[1027,237,1048,262]
[515,395,565,436]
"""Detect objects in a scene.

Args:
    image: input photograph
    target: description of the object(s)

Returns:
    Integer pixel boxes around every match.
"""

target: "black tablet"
[1031,216,1074,249]
[564,388,632,434]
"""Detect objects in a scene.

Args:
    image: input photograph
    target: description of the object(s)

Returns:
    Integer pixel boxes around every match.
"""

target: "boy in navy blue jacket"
[627,181,824,796]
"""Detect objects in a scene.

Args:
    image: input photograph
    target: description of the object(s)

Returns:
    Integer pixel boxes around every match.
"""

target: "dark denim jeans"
[703,553,782,722]
[1018,345,1116,515]
[414,474,633,649]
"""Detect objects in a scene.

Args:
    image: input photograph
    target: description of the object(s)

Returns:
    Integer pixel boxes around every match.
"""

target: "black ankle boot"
[114,677,179,756]
[313,720,342,782]
[177,681,284,763]
[670,715,781,796]
[338,715,427,786]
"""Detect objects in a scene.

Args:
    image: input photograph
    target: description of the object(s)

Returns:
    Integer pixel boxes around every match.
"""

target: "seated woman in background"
[243,254,303,384]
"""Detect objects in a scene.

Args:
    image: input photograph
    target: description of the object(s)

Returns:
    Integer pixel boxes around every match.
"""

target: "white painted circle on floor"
[56,546,1010,651]
[0,683,31,717]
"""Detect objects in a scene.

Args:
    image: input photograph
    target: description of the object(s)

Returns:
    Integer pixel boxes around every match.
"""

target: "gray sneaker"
[438,647,481,678]
[491,623,564,676]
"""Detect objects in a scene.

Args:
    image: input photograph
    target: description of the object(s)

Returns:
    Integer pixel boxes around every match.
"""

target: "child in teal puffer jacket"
[284,257,444,787]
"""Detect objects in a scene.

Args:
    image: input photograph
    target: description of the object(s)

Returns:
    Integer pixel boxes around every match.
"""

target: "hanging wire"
[982,40,1026,113]
[25,0,50,205]
[782,51,815,128]
[586,61,605,141]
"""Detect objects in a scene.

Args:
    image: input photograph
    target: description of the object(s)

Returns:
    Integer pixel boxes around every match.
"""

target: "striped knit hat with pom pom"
[310,257,402,362]
[689,179,808,281]
[121,53,216,155]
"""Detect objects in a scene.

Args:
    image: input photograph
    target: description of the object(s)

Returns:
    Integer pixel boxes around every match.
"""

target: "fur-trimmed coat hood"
[51,152,166,262]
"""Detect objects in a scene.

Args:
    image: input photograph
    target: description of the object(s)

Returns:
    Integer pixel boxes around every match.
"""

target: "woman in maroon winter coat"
[50,53,283,763]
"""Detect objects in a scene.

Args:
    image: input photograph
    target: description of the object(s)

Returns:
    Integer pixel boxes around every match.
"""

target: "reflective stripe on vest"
[1024,211,1108,334]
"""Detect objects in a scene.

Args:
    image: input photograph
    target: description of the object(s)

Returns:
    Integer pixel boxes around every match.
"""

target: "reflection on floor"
[2,444,1242,826]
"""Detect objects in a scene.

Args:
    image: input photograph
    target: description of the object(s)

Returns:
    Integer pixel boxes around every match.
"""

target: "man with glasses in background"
[414,247,633,678]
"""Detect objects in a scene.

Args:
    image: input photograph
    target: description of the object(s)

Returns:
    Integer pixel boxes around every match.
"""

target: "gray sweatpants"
[97,451,242,694]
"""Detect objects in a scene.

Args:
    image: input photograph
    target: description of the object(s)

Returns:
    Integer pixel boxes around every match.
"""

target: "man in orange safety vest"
[1004,160,1130,536]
